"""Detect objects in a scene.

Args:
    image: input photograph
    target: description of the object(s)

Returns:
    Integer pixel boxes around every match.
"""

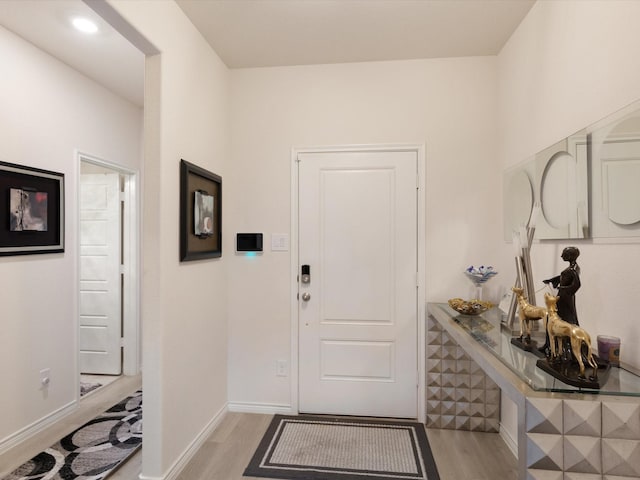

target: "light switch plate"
[271,233,289,252]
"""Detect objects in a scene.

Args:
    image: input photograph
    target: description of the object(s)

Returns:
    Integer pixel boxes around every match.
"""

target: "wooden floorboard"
[426,428,518,480]
[1,378,517,479]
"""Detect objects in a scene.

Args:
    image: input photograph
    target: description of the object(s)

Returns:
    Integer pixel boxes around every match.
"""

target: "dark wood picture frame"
[180,159,222,261]
[0,161,64,256]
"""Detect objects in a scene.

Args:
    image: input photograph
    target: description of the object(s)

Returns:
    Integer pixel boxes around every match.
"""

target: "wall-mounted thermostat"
[236,233,263,253]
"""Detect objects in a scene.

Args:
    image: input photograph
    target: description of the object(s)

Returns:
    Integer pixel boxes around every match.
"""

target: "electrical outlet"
[276,360,288,377]
[40,368,50,389]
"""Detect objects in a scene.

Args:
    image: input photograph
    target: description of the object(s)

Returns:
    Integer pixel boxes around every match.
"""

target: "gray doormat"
[244,414,440,480]
[3,390,142,480]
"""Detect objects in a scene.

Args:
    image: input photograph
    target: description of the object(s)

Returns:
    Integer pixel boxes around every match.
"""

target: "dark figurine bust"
[538,246,581,356]
[543,246,581,325]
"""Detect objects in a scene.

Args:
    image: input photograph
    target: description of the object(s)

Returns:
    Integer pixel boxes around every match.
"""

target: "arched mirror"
[589,100,640,238]
[503,129,588,241]
[504,98,640,241]
[503,160,534,241]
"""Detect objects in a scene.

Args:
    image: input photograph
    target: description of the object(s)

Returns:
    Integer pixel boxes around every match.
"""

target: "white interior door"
[79,173,122,375]
[298,149,418,418]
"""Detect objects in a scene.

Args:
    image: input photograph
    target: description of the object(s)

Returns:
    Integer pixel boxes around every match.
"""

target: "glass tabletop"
[432,303,640,397]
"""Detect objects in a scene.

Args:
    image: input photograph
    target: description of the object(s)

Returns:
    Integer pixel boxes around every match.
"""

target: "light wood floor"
[1,375,517,480]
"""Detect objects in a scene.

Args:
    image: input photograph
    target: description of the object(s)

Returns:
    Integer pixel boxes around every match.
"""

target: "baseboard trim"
[0,399,77,455]
[499,422,518,458]
[141,403,229,480]
[227,401,293,415]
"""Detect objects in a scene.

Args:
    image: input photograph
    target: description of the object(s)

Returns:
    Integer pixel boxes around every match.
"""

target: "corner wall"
[0,24,142,453]
[108,1,230,478]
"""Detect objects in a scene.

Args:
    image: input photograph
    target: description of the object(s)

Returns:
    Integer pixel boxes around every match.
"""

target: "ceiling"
[177,0,536,69]
[0,0,535,107]
[0,0,144,106]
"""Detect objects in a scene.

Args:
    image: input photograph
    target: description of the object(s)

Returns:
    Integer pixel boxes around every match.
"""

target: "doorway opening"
[78,153,140,399]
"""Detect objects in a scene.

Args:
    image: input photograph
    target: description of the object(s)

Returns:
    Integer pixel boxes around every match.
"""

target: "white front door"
[298,149,418,418]
[79,173,122,375]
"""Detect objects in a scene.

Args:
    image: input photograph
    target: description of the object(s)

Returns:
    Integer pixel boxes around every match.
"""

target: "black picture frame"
[180,159,222,261]
[0,161,64,256]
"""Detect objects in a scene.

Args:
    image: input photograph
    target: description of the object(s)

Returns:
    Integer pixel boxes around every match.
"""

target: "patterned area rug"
[244,415,440,480]
[80,382,102,397]
[3,390,142,480]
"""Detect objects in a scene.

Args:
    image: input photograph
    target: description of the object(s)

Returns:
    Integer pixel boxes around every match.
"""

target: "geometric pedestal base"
[536,356,611,389]
[426,314,500,432]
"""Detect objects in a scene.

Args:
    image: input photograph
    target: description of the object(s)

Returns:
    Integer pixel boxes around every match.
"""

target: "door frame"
[76,151,141,382]
[290,144,426,422]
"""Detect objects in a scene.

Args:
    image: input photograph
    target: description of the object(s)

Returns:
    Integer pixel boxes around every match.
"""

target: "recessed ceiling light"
[71,17,98,34]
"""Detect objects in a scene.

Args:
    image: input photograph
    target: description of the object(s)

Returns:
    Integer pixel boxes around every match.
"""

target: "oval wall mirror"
[503,162,534,241]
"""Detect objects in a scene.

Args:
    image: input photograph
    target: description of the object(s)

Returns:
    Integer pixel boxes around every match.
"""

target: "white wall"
[108,1,230,478]
[228,57,501,408]
[0,24,142,450]
[496,0,640,450]
[498,0,640,371]
[0,23,142,450]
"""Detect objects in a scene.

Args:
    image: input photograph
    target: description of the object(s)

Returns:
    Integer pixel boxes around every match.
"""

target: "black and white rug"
[79,381,102,397]
[244,415,440,480]
[3,390,142,480]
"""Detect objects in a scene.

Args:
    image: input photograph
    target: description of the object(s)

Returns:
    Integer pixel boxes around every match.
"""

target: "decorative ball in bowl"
[448,298,494,316]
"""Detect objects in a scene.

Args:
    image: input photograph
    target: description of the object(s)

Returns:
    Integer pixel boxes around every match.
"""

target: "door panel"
[298,150,417,418]
[79,173,121,375]
[320,340,394,381]
[321,169,393,323]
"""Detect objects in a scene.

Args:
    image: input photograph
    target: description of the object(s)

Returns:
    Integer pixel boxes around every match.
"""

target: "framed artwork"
[0,161,64,256]
[180,159,222,261]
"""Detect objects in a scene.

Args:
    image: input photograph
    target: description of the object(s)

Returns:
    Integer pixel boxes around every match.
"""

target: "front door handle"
[301,292,311,302]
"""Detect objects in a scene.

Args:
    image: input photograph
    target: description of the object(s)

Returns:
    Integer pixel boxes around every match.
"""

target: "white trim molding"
[499,422,519,458]
[0,400,77,455]
[227,401,293,415]
[140,404,229,480]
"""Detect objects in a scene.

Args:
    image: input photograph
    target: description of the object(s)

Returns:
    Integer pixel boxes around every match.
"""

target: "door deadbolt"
[301,264,311,284]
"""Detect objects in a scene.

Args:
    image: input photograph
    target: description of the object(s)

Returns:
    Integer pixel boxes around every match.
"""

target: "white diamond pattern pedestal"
[426,314,500,432]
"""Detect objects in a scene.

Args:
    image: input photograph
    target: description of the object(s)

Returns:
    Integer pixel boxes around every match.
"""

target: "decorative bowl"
[464,265,498,285]
[448,298,494,316]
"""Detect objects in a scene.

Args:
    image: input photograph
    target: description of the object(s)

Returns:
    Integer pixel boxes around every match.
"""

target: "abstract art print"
[9,188,48,231]
[193,190,214,237]
[0,161,64,256]
[179,159,221,261]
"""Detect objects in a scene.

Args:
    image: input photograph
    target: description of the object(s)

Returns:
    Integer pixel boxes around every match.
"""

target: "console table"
[427,303,640,480]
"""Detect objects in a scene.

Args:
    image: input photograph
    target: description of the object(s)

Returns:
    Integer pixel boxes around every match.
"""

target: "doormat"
[3,390,142,480]
[244,414,440,480]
